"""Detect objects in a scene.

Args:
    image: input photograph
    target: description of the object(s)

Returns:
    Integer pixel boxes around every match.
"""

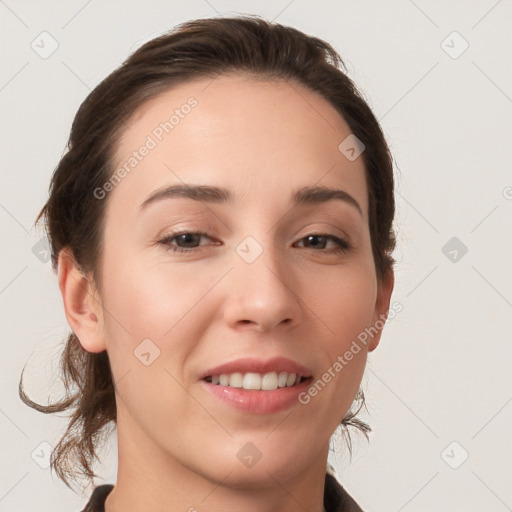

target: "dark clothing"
[81,472,364,511]
[81,484,112,512]
[323,472,364,512]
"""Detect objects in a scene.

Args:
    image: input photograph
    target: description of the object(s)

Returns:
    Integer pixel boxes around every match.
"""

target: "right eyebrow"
[140,184,232,210]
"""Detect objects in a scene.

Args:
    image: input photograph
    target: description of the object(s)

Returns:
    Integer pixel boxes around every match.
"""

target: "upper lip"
[199,356,313,380]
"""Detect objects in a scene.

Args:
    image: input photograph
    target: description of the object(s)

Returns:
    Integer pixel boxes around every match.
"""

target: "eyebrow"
[140,183,363,217]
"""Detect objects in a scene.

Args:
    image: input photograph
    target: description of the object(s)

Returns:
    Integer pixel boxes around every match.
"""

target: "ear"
[367,268,395,352]
[57,249,107,353]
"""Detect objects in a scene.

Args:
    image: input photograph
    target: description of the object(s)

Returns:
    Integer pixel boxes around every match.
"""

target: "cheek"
[299,279,375,424]
[305,258,377,389]
[101,255,223,390]
[104,255,208,338]
[99,259,206,424]
[310,260,377,340]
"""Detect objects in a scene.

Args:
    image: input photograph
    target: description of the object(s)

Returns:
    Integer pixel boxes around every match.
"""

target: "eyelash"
[157,231,351,254]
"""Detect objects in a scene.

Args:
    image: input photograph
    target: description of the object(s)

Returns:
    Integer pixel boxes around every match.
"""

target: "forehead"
[108,74,368,219]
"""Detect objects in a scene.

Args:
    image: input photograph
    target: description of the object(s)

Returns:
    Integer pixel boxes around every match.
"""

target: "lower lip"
[200,378,312,414]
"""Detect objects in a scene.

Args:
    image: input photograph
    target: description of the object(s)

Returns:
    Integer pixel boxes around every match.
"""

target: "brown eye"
[158,231,216,253]
[295,234,350,252]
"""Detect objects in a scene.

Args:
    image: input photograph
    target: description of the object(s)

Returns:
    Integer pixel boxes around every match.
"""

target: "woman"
[20,15,395,512]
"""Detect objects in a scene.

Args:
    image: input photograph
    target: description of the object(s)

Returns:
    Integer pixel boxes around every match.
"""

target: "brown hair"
[19,14,395,491]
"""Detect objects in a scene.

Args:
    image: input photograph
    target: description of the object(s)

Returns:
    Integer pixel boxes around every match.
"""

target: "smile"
[204,371,308,391]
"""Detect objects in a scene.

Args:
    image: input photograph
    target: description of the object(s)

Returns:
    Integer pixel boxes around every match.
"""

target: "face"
[80,74,392,487]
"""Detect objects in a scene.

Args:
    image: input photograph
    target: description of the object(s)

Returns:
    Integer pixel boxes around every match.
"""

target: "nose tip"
[222,257,303,332]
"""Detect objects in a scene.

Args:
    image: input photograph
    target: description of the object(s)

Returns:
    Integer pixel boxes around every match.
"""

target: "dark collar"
[81,484,113,512]
[81,473,364,512]
[324,472,365,512]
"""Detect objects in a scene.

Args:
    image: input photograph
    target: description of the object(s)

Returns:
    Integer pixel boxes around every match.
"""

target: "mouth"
[202,372,312,391]
[198,356,313,387]
[200,372,313,414]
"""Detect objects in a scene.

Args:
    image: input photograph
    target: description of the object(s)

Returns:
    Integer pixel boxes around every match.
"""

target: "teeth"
[207,371,304,390]
[243,372,261,390]
[286,372,297,387]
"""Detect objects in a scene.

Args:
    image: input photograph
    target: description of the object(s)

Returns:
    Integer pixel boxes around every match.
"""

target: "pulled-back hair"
[19,14,395,492]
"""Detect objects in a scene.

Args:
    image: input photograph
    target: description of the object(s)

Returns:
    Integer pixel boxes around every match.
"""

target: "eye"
[158,231,217,253]
[295,234,350,253]
[157,231,351,255]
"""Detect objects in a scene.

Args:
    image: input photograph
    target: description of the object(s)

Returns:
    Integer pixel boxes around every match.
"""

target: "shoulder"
[324,469,365,512]
[80,484,114,512]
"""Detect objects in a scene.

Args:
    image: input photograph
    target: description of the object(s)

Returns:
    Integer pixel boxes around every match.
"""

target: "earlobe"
[57,249,107,353]
[368,268,395,353]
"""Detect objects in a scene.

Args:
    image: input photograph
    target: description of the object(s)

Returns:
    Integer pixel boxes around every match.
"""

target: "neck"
[105,408,329,512]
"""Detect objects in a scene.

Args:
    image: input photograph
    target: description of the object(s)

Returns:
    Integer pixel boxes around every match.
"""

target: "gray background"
[1,1,511,511]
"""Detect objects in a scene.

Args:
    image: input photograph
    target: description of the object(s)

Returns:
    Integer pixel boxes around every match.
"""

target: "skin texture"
[58,74,394,512]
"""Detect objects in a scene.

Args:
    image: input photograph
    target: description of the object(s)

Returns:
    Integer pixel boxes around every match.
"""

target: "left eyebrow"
[139,183,363,217]
[293,186,363,217]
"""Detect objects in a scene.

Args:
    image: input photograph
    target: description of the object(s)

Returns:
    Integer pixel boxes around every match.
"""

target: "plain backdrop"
[1,1,511,511]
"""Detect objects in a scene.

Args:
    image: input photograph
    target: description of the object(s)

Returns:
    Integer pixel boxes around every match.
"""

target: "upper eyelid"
[159,231,349,248]
[159,230,346,240]
[160,222,349,238]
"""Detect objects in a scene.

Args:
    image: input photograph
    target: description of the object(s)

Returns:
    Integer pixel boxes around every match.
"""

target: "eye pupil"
[178,233,200,247]
[305,235,325,248]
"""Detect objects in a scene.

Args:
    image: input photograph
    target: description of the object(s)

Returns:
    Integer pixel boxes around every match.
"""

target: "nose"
[222,243,304,333]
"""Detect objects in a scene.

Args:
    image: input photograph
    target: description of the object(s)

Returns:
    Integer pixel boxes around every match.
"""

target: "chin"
[213,465,298,491]
[197,440,315,490]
